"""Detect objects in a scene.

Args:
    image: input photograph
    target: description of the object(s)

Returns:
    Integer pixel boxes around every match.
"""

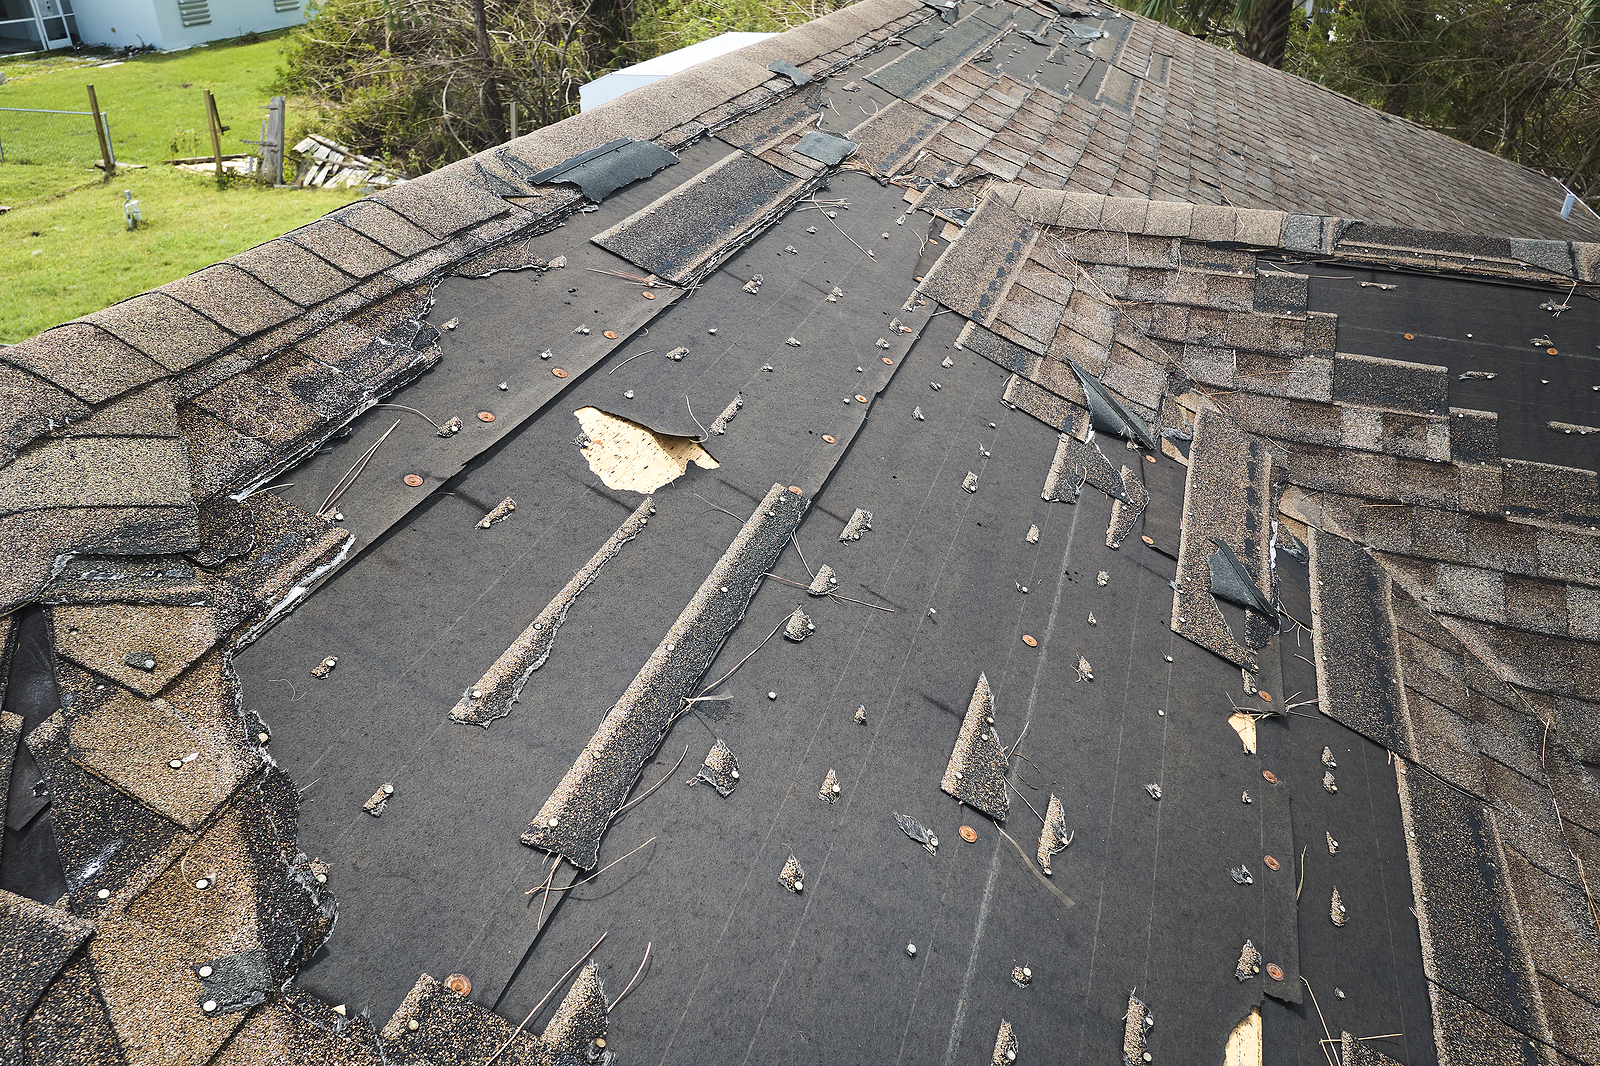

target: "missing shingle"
[572,407,717,494]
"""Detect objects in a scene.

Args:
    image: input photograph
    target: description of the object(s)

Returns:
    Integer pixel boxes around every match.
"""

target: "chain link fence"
[0,106,113,167]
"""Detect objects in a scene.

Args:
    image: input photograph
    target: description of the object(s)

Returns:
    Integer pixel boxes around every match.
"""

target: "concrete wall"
[71,0,306,51]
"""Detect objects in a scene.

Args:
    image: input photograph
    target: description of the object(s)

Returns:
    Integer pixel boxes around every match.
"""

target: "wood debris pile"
[292,134,408,188]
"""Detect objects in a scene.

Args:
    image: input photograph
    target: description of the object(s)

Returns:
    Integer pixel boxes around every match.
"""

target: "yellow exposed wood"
[574,407,717,493]
[1224,1007,1262,1066]
[1228,711,1258,755]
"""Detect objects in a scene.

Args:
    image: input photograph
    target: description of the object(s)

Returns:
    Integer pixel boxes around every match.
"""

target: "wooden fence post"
[85,84,113,180]
[204,90,229,187]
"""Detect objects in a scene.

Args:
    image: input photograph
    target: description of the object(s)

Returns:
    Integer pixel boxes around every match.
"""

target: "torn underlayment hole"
[573,407,718,493]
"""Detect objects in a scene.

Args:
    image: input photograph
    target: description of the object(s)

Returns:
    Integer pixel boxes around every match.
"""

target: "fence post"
[85,84,113,180]
[263,96,286,185]
[204,90,228,187]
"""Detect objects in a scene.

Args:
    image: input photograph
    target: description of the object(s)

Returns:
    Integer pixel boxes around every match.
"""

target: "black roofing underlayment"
[5,0,1600,1062]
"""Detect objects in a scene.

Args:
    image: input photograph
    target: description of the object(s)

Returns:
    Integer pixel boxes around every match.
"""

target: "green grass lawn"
[0,33,364,343]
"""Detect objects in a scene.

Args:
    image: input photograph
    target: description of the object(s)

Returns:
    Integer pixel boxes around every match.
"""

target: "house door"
[35,0,72,49]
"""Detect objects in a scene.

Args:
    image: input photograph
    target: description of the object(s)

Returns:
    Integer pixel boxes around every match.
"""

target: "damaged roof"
[2,1,1598,1065]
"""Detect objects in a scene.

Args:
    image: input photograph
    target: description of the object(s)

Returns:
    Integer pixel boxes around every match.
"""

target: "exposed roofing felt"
[2,0,1599,1064]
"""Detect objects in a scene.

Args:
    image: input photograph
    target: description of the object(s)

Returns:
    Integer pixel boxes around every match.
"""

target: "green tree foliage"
[623,0,848,64]
[1287,0,1600,196]
[1130,0,1295,66]
[274,0,595,174]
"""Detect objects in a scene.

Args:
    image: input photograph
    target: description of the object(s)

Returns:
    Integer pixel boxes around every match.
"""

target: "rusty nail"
[1022,634,1037,647]
[477,411,495,422]
[404,474,424,487]
[553,368,568,378]
[603,330,618,339]
[959,825,978,843]
[822,435,836,444]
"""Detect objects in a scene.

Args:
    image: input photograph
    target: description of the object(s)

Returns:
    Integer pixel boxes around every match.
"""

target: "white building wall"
[71,0,306,51]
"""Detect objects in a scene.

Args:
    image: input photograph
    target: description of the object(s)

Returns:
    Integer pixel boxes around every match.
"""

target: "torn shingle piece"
[779,852,806,892]
[1171,409,1272,669]
[452,498,653,727]
[381,973,542,1065]
[918,194,1039,323]
[940,672,1009,820]
[1042,432,1125,503]
[210,986,383,1066]
[591,153,811,285]
[525,137,680,202]
[840,508,873,541]
[991,1020,1017,1065]
[792,129,857,166]
[782,607,815,641]
[1106,463,1148,549]
[543,962,608,1055]
[1308,529,1416,757]
[1122,992,1149,1066]
[523,484,807,869]
[1006,373,1091,439]
[0,891,95,1061]
[716,84,823,153]
[1036,793,1071,874]
[0,322,168,406]
[848,99,947,178]
[697,739,741,795]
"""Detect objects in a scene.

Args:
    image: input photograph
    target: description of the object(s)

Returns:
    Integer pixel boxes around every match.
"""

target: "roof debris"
[695,740,740,796]
[783,607,815,642]
[894,811,939,853]
[476,498,516,529]
[363,783,394,817]
[779,853,805,893]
